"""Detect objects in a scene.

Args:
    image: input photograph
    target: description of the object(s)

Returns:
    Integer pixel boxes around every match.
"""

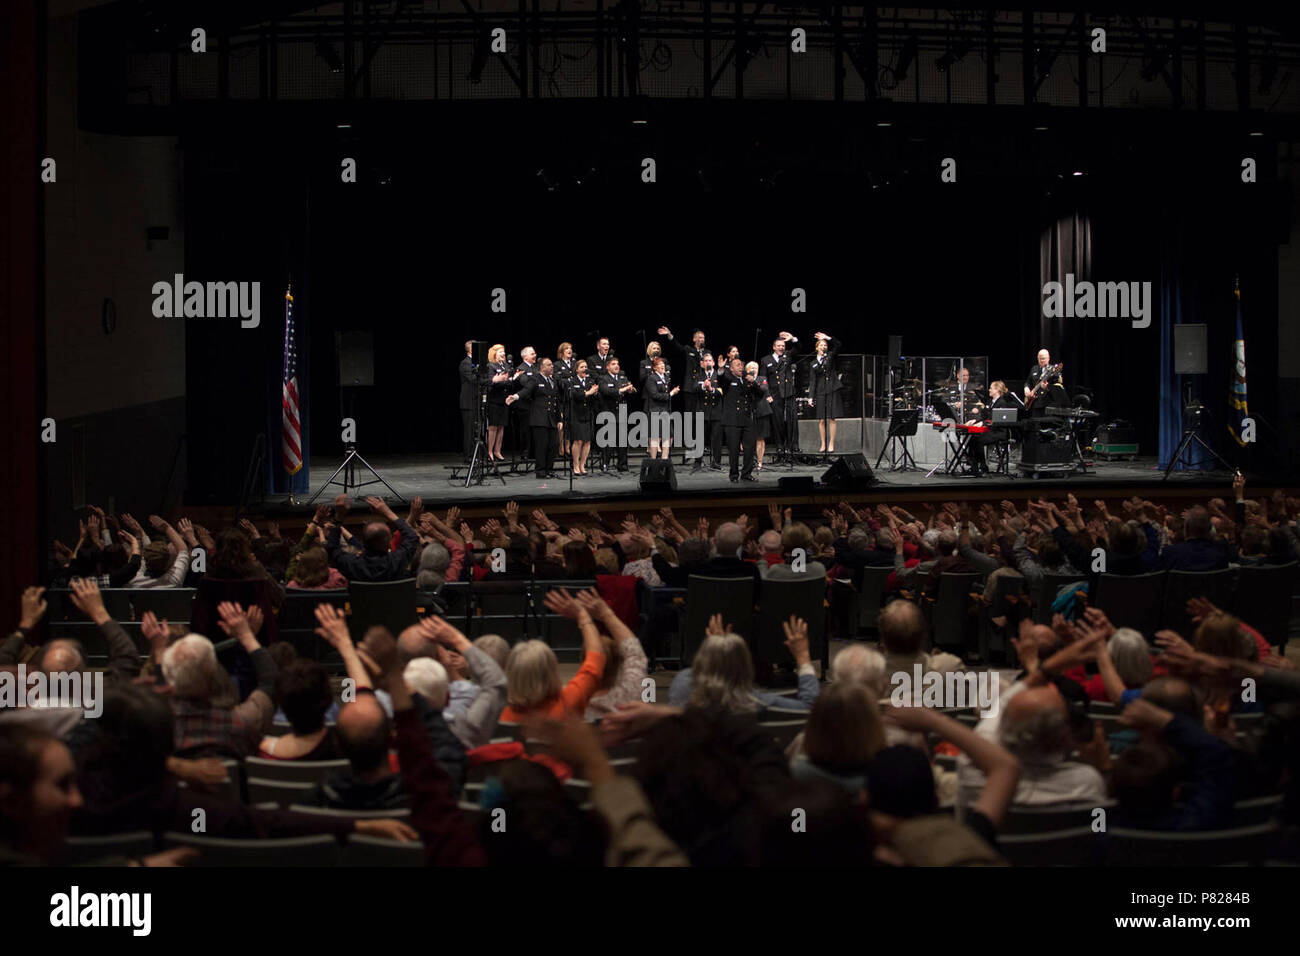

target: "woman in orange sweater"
[499,589,607,721]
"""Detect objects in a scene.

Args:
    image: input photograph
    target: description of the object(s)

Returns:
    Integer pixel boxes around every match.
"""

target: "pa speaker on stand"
[820,453,875,490]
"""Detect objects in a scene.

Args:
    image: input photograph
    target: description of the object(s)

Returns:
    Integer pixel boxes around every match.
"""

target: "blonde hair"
[745,361,759,376]
[556,342,573,360]
[488,344,505,364]
[646,341,661,358]
[505,639,562,710]
[689,633,760,714]
[990,380,1007,397]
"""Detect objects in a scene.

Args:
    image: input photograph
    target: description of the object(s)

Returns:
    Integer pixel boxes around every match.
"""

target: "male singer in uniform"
[759,331,798,453]
[693,351,724,472]
[719,356,762,482]
[506,356,561,478]
[510,346,539,459]
[597,356,635,472]
[459,340,479,462]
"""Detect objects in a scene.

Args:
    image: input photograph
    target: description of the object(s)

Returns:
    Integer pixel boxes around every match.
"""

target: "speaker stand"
[307,444,405,503]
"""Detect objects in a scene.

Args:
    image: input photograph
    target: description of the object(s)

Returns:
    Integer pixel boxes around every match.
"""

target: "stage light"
[1249,131,1264,137]
[536,168,559,191]
[1034,126,1049,131]
[877,121,892,127]
[1072,170,1084,177]
[315,41,344,74]
[469,30,489,84]
[1258,51,1278,94]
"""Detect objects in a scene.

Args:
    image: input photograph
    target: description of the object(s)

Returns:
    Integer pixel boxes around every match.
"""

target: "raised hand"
[406,496,424,524]
[216,601,258,646]
[68,578,109,623]
[238,517,260,539]
[503,501,520,526]
[705,612,728,636]
[314,603,353,648]
[781,615,811,665]
[542,588,582,620]
[20,586,47,629]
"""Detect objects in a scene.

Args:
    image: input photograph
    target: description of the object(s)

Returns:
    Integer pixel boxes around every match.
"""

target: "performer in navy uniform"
[644,356,680,460]
[639,340,671,389]
[484,343,512,463]
[587,336,615,379]
[809,332,843,453]
[597,356,635,472]
[458,340,480,462]
[750,362,776,472]
[507,357,561,478]
[659,326,707,424]
[509,346,539,461]
[555,342,578,458]
[719,357,762,482]
[759,331,799,453]
[567,358,600,477]
[1024,348,1066,418]
[693,351,724,472]
[967,380,1017,476]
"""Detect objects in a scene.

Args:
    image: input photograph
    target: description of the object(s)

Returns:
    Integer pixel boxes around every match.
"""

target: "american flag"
[281,284,303,475]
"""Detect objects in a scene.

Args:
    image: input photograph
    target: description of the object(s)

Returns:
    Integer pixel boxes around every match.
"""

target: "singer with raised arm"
[809,331,843,453]
[484,343,512,463]
[1023,348,1067,418]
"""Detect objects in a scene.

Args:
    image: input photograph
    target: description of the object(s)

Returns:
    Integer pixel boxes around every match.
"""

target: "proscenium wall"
[43,5,187,540]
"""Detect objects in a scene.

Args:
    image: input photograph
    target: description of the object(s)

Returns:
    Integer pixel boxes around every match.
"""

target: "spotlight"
[315,41,344,74]
[1072,170,1084,177]
[1258,51,1278,94]
[469,30,489,84]
[536,168,559,192]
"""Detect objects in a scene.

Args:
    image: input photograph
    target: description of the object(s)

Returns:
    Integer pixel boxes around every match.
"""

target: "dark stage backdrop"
[179,112,1284,500]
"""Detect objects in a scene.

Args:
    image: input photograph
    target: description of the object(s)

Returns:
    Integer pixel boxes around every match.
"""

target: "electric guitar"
[1024,362,1064,410]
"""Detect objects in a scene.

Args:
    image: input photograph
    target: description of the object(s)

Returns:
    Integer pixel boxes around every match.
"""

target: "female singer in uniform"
[485,343,512,463]
[749,361,775,471]
[555,342,577,457]
[567,358,600,476]
[644,355,680,460]
[809,331,843,452]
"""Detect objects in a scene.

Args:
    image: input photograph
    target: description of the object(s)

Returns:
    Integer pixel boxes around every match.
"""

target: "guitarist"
[1024,349,1066,418]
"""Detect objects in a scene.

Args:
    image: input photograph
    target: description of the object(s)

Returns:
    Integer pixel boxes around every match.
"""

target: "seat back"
[130,588,198,624]
[61,831,156,865]
[856,566,895,630]
[758,719,808,749]
[1235,563,1298,648]
[340,834,425,866]
[1002,802,1115,835]
[243,756,350,784]
[997,827,1100,866]
[930,572,982,655]
[465,580,533,641]
[756,577,827,671]
[1091,572,1167,638]
[1232,794,1283,827]
[288,804,411,820]
[246,777,317,807]
[347,578,418,642]
[1107,822,1279,866]
[162,832,340,867]
[279,589,348,660]
[193,577,278,643]
[682,575,755,665]
[1160,569,1236,636]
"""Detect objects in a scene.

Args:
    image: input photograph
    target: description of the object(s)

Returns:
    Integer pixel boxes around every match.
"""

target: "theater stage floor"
[246,452,1243,515]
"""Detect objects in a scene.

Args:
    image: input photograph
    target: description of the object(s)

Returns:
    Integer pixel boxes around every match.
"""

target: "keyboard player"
[967,380,1017,476]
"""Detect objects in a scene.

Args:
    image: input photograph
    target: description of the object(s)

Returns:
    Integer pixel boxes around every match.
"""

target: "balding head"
[37,640,85,675]
[1000,685,1071,764]
[714,522,744,556]
[829,643,887,698]
[759,530,782,553]
[397,625,436,664]
[335,695,390,774]
[878,600,927,656]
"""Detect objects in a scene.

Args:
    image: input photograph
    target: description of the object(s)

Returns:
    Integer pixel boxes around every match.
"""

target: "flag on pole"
[281,284,303,475]
[1228,278,1249,448]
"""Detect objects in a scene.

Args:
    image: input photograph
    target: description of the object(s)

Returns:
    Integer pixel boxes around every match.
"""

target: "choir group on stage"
[457,328,845,482]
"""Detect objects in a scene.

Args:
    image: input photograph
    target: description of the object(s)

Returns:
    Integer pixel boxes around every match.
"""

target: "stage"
[248,451,1241,516]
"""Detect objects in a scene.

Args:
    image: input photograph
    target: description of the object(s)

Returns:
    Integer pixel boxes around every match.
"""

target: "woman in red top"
[499,589,607,722]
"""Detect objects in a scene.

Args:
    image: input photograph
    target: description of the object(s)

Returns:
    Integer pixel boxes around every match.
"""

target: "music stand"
[876,409,918,472]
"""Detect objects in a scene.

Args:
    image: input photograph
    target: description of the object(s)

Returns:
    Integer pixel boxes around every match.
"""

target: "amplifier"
[1093,421,1138,460]
[1019,427,1074,466]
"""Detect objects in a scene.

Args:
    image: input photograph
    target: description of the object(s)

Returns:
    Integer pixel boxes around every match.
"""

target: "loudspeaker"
[337,331,375,386]
[778,475,815,493]
[820,453,875,490]
[639,458,677,493]
[888,334,903,369]
[470,340,489,366]
[1173,323,1208,375]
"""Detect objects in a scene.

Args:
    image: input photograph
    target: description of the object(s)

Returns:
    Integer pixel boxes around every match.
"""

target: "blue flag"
[1228,281,1249,447]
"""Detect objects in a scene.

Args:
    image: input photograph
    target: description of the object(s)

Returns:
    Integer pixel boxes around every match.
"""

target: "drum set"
[891,376,987,422]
